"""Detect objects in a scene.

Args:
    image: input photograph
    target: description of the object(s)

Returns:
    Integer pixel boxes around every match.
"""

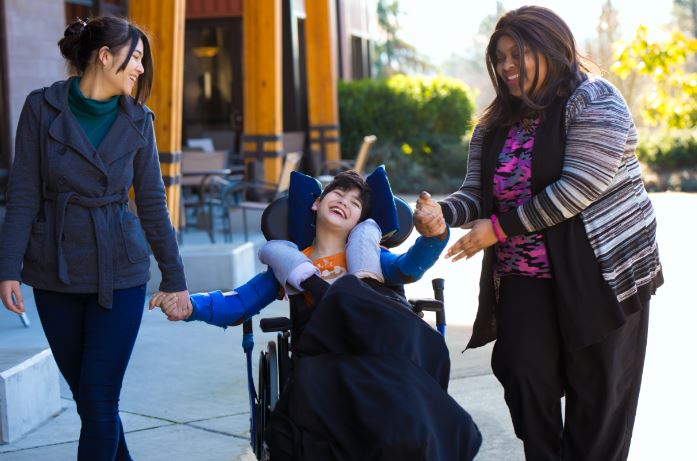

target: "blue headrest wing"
[286,166,400,248]
[287,171,322,250]
[366,165,399,241]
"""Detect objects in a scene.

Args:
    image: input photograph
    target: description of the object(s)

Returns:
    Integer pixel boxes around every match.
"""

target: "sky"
[397,0,676,65]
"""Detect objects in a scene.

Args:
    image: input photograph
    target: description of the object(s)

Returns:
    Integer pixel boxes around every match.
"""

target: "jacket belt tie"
[45,189,129,309]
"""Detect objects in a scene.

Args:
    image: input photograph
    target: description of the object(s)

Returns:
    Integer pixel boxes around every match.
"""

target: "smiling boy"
[151,170,449,326]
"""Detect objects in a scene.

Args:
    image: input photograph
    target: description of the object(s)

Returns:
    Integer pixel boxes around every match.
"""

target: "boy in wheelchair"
[151,169,481,460]
[152,169,449,323]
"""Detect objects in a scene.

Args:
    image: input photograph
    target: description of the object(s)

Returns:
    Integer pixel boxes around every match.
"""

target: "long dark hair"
[479,6,594,129]
[58,16,153,105]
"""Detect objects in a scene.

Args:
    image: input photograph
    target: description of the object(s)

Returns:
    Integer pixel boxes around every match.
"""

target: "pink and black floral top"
[493,117,551,279]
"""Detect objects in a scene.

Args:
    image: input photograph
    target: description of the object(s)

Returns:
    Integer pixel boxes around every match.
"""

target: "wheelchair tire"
[277,332,290,392]
[255,350,269,458]
[267,342,279,410]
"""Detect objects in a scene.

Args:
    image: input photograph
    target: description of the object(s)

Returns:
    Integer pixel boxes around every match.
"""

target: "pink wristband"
[490,214,506,244]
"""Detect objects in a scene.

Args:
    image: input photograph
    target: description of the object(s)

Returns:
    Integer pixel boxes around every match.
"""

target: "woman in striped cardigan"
[415,6,662,461]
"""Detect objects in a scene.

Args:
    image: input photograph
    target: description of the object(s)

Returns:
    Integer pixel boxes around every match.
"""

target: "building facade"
[0,0,375,174]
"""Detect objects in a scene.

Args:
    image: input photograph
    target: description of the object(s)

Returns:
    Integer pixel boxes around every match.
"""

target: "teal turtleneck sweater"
[68,77,120,148]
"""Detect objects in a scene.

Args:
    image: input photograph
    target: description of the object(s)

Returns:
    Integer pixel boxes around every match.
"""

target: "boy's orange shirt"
[301,247,347,284]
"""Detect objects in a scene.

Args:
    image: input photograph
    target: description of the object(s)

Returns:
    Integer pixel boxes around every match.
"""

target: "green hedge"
[338,78,697,192]
[338,75,475,192]
[637,131,697,172]
[363,139,470,194]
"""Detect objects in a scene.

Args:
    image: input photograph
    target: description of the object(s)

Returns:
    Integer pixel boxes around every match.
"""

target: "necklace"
[521,116,538,134]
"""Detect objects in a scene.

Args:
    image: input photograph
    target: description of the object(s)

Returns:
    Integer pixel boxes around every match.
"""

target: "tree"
[611,25,697,128]
[585,0,649,116]
[373,0,433,77]
[673,0,697,39]
[473,0,506,52]
[592,0,621,70]
[439,1,506,109]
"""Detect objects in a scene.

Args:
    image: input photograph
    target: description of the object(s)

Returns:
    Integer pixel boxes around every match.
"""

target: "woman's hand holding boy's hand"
[414,191,447,239]
[149,290,192,321]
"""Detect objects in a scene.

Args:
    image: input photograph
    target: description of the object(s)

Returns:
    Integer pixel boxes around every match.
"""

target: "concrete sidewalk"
[1,192,695,460]
[0,286,520,461]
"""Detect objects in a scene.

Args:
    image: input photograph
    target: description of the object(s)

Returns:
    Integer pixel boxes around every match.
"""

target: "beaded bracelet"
[490,214,506,244]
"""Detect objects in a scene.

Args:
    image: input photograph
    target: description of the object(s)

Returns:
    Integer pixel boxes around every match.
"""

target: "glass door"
[182,18,243,152]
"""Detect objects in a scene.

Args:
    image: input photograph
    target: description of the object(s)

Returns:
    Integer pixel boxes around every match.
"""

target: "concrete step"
[0,348,61,444]
[147,242,260,294]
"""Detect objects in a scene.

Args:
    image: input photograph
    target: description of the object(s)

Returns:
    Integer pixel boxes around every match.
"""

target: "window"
[182,19,243,148]
[282,5,308,133]
[65,0,127,22]
[351,35,371,80]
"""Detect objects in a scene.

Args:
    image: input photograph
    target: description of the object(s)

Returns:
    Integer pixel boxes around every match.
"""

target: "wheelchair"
[241,194,447,461]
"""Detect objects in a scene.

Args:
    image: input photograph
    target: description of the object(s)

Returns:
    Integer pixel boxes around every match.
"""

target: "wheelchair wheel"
[277,332,290,392]
[254,350,268,458]
[254,342,279,461]
[267,341,279,410]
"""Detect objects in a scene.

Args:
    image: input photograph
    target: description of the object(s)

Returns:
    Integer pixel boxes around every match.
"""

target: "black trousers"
[491,276,649,461]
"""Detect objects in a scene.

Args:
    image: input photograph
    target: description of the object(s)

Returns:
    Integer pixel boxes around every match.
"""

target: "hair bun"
[64,18,88,38]
[58,18,88,64]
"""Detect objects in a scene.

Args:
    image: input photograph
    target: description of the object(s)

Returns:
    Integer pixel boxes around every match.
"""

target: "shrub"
[364,138,469,194]
[338,75,475,193]
[637,131,697,172]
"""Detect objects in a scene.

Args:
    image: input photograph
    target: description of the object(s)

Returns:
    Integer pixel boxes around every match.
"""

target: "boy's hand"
[414,192,447,239]
[149,290,192,321]
[415,191,441,216]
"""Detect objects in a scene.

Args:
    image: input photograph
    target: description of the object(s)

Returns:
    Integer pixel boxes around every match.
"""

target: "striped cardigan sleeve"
[439,124,485,227]
[498,79,631,236]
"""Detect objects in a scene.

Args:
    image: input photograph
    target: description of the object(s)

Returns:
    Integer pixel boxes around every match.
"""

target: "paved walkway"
[0,192,695,460]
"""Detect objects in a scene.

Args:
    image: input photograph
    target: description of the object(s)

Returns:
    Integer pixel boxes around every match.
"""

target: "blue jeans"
[34,285,146,461]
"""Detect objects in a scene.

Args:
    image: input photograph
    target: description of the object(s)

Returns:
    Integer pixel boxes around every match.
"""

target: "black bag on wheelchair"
[267,276,481,461]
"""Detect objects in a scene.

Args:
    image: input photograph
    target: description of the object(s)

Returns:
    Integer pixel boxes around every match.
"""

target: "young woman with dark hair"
[58,16,154,104]
[0,16,187,460]
[415,6,662,460]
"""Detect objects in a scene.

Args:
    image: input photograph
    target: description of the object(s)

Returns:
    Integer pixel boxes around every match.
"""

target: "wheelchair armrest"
[260,317,293,333]
[408,298,443,313]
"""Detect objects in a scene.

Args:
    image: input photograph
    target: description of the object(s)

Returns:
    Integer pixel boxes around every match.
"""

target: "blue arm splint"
[380,228,450,285]
[185,269,280,328]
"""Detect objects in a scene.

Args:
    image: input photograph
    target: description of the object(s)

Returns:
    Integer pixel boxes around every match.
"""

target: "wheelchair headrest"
[261,195,414,249]
[261,167,414,249]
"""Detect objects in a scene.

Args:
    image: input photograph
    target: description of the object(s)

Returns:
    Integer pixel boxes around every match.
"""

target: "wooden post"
[242,0,284,185]
[129,0,185,229]
[305,0,340,167]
